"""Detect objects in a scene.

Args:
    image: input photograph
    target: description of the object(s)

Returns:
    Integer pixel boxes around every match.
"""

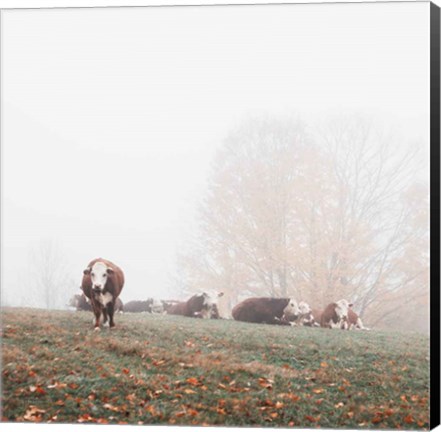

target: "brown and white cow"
[341,308,370,330]
[81,258,125,330]
[232,297,300,326]
[69,293,93,311]
[167,292,223,319]
[301,308,323,327]
[161,300,182,313]
[124,298,164,314]
[291,301,315,326]
[320,299,353,329]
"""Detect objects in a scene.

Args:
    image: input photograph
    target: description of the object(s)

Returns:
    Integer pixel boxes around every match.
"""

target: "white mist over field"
[1,3,429,330]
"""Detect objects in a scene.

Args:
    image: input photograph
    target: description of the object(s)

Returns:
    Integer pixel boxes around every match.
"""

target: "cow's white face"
[84,262,114,292]
[200,292,224,318]
[283,298,300,319]
[298,301,311,315]
[335,299,353,320]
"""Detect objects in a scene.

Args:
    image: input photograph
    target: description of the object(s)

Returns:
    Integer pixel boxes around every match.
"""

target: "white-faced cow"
[301,308,322,327]
[341,308,370,330]
[232,297,301,325]
[291,301,314,326]
[167,292,224,319]
[321,299,353,329]
[81,258,125,330]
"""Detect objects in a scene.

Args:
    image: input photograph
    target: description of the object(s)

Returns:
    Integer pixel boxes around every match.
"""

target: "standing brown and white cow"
[81,258,125,330]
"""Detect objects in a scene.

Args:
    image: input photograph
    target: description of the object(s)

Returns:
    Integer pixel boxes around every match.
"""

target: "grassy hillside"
[1,307,429,429]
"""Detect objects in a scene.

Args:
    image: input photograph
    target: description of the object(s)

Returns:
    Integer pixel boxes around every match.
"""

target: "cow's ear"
[107,267,114,275]
[218,292,224,298]
[83,268,91,275]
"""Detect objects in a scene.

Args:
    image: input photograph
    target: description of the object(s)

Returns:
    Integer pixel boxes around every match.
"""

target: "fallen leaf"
[103,403,119,412]
[23,406,46,422]
[97,418,109,424]
[186,377,201,386]
[404,414,415,424]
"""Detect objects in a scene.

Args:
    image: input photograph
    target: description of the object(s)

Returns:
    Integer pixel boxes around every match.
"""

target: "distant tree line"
[174,115,428,333]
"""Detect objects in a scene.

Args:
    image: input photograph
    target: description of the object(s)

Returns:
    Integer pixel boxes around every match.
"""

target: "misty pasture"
[1,3,430,429]
[2,308,429,428]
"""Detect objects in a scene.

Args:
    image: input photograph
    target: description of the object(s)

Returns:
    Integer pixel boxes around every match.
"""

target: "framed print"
[1,0,439,430]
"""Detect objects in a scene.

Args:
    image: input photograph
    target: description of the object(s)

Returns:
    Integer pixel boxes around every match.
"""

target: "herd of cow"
[74,258,369,331]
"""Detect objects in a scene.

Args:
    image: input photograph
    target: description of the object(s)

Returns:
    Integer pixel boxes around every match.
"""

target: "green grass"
[1,307,429,429]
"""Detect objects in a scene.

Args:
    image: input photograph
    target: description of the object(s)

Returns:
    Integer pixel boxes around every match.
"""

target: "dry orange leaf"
[186,377,200,386]
[23,406,46,422]
[404,414,415,424]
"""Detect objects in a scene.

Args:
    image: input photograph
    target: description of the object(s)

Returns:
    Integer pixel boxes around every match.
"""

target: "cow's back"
[311,309,323,323]
[232,297,289,323]
[347,308,358,326]
[167,301,187,316]
[321,303,338,327]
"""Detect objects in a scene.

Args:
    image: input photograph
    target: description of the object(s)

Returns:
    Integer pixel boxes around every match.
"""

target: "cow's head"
[283,298,300,320]
[298,301,312,316]
[334,299,353,321]
[296,301,313,324]
[200,292,224,319]
[83,262,114,292]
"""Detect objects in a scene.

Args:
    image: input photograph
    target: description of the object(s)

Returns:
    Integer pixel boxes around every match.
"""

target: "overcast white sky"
[1,2,429,306]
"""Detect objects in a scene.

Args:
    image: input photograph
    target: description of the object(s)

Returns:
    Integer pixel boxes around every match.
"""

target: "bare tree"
[28,239,75,309]
[175,115,428,332]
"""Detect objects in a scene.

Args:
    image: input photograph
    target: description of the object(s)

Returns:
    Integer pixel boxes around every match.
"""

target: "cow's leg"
[93,307,101,330]
[330,320,342,329]
[273,316,291,326]
[107,301,116,328]
[102,308,108,325]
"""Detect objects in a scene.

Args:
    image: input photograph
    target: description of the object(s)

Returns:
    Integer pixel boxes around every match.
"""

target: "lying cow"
[161,300,181,313]
[291,301,314,326]
[341,308,370,330]
[321,299,352,329]
[125,298,164,314]
[114,297,124,313]
[69,293,93,311]
[81,258,125,330]
[167,292,223,319]
[232,297,300,325]
[124,300,152,313]
[301,308,322,327]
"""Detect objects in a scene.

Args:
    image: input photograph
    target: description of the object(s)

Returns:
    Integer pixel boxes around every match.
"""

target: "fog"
[1,2,429,324]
